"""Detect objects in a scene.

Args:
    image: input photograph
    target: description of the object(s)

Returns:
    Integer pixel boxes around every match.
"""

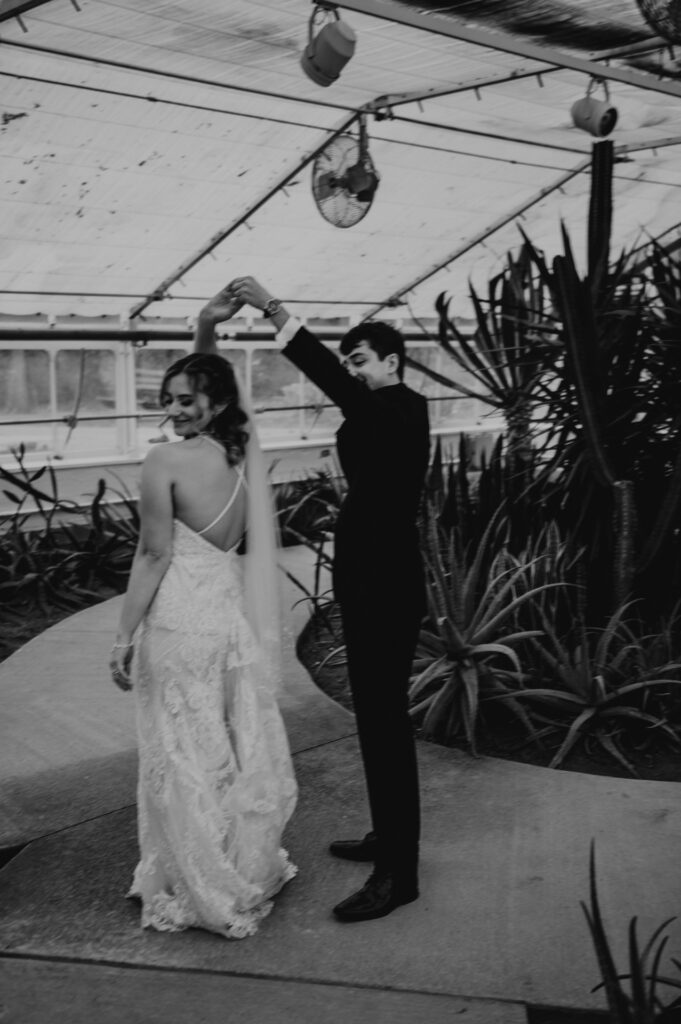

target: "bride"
[110,297,297,939]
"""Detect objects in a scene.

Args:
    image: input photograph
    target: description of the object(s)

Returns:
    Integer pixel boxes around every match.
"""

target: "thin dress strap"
[196,464,245,536]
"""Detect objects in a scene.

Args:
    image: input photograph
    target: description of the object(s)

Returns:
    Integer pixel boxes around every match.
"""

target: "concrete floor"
[1,546,680,1023]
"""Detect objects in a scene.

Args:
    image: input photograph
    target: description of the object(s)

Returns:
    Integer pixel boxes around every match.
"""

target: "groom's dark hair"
[340,321,406,380]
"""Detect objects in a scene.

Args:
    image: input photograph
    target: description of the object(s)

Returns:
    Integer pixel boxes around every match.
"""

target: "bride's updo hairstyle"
[161,353,249,466]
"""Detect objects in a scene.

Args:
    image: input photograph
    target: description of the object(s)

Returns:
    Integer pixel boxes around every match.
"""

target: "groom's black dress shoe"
[332,869,419,922]
[328,830,377,862]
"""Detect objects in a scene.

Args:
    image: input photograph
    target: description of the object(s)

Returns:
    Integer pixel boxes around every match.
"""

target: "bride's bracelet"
[112,641,134,651]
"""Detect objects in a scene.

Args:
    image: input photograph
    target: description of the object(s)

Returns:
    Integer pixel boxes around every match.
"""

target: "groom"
[196,279,430,922]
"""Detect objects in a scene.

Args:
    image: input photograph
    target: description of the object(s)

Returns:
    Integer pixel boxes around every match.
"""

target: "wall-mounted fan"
[311,114,380,228]
[636,0,681,43]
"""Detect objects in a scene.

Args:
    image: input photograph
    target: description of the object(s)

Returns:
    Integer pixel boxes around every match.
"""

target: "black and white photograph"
[1,2,681,1021]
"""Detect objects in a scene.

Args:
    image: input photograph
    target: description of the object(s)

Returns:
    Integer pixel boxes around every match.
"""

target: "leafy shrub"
[0,446,139,656]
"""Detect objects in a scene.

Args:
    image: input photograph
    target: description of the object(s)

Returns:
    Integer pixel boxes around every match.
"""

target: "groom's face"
[342,340,398,391]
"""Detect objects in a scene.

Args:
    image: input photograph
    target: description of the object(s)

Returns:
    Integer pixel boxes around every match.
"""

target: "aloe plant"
[495,603,681,774]
[409,504,566,751]
[583,843,681,1022]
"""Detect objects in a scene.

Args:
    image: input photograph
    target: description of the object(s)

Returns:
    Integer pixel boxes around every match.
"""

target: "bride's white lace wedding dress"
[128,507,298,940]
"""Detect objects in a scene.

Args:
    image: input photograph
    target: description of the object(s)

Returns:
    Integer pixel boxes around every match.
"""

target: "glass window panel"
[135,347,188,447]
[135,347,189,411]
[301,343,342,438]
[404,343,442,401]
[56,349,116,456]
[426,349,490,430]
[251,349,302,442]
[216,346,246,387]
[0,349,51,457]
[301,378,342,438]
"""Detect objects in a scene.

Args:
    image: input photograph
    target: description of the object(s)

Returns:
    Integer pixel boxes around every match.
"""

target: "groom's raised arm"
[229,276,364,415]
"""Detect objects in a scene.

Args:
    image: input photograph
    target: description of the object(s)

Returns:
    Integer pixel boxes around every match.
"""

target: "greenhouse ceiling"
[1,0,680,325]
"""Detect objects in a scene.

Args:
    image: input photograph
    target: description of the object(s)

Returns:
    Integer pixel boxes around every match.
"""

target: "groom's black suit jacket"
[283,326,430,605]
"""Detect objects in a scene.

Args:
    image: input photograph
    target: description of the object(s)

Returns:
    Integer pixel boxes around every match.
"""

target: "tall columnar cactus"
[587,137,614,303]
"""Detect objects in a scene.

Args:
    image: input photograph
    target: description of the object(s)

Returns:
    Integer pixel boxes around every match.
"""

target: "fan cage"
[311,134,376,229]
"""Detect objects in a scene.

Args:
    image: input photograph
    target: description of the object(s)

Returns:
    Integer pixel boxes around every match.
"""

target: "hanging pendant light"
[571,80,618,137]
[301,3,356,88]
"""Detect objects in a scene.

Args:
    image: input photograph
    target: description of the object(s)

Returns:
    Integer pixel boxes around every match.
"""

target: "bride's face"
[161,372,215,438]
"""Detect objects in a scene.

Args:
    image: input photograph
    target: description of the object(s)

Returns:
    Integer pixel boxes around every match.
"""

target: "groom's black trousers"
[334,551,425,882]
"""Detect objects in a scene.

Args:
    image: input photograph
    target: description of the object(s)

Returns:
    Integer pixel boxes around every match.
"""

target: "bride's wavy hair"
[160,353,249,466]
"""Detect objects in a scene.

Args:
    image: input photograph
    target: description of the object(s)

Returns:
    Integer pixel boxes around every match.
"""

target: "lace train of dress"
[129,519,298,939]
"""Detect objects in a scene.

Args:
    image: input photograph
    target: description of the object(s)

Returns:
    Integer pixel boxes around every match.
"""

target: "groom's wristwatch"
[262,298,283,319]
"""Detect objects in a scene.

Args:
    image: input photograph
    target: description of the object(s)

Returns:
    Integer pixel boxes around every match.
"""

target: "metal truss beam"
[365,36,677,113]
[0,0,55,23]
[360,126,681,322]
[335,0,681,100]
[621,135,681,154]
[367,64,556,111]
[127,112,358,320]
[2,38,352,116]
[360,155,593,322]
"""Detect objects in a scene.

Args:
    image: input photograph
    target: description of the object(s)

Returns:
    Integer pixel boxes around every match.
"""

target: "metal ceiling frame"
[126,0,681,323]
[3,1,681,326]
[360,154,594,321]
[1,38,353,116]
[1,42,592,158]
[336,0,681,99]
[366,38,679,112]
[368,65,558,111]
[360,127,681,322]
[0,0,56,24]
[127,111,359,319]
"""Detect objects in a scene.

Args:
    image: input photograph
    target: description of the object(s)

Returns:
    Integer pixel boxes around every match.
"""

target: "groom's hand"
[228,276,275,312]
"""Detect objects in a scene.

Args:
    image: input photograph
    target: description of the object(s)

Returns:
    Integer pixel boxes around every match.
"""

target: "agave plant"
[495,603,681,774]
[408,505,566,751]
[427,142,681,625]
[434,242,559,472]
[583,843,681,1022]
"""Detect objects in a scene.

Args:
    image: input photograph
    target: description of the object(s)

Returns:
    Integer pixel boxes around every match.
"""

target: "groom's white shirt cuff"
[275,317,302,346]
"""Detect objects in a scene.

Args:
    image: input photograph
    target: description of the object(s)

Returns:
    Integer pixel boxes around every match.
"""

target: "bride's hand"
[228,277,275,312]
[110,640,134,692]
[198,285,245,325]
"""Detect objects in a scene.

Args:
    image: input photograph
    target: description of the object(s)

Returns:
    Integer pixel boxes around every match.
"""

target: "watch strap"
[262,298,283,319]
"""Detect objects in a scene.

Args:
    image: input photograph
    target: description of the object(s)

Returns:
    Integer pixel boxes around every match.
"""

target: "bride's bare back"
[165,435,247,552]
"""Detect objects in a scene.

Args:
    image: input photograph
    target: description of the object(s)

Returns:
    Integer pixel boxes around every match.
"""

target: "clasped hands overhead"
[200,277,276,323]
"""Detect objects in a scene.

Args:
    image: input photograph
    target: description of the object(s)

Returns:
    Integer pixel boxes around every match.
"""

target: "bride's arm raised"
[193,286,244,355]
[110,446,174,691]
